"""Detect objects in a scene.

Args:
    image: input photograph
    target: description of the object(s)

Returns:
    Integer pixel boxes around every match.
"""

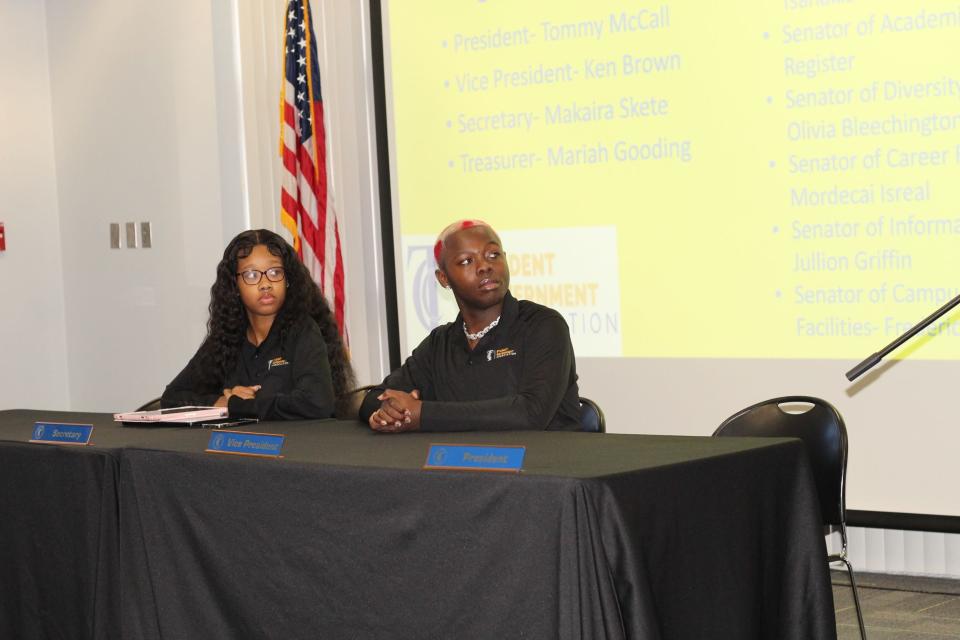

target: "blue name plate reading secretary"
[30,422,94,446]
[205,431,285,458]
[423,444,525,473]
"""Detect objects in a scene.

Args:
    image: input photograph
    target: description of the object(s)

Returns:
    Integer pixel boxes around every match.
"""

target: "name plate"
[423,444,525,473]
[30,422,94,446]
[206,431,285,458]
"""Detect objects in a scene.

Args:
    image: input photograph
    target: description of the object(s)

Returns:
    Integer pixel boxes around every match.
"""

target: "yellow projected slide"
[386,0,960,358]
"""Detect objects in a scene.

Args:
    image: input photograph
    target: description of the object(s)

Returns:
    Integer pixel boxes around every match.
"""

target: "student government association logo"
[268,357,289,370]
[408,244,442,333]
[402,227,622,356]
[486,348,517,361]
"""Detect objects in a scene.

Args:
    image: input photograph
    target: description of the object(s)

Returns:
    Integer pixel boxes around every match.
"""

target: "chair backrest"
[136,398,162,412]
[579,396,606,433]
[713,396,847,526]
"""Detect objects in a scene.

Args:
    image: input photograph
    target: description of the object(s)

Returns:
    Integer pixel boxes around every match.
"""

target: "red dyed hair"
[433,219,490,265]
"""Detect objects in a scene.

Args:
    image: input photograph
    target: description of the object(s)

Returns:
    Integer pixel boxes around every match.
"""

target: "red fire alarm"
[0,222,5,252]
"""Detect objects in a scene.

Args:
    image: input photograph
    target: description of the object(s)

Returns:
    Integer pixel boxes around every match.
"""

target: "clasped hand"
[214,385,261,407]
[369,389,421,433]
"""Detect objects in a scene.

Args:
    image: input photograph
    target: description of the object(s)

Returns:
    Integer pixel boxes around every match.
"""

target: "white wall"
[833,527,960,579]
[38,0,248,411]
[0,0,70,410]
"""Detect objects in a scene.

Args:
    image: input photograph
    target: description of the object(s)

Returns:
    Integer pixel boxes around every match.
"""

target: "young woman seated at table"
[161,229,353,420]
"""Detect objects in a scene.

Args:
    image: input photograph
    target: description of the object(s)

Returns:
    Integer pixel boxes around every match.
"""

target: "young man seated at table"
[359,220,581,433]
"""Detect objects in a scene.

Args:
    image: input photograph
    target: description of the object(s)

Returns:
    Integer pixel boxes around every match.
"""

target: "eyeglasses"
[236,267,286,285]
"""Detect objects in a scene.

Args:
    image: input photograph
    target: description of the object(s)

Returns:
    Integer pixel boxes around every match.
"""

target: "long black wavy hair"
[193,229,355,415]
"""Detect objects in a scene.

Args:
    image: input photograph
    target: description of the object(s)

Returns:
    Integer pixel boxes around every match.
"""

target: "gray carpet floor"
[832,570,960,639]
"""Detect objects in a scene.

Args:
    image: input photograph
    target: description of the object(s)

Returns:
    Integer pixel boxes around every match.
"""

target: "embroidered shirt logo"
[268,357,290,370]
[486,347,517,361]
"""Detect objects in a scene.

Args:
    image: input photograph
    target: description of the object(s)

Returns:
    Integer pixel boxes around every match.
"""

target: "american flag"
[280,0,347,340]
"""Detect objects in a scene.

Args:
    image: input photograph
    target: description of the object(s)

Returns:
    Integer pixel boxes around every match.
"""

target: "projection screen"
[375,0,960,522]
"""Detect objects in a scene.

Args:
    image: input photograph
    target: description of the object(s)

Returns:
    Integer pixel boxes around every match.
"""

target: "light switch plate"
[125,222,137,248]
[110,223,120,249]
[140,222,152,248]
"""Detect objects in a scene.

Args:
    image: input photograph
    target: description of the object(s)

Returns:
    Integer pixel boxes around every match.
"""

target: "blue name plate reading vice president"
[206,431,285,458]
[30,422,94,446]
[423,444,525,473]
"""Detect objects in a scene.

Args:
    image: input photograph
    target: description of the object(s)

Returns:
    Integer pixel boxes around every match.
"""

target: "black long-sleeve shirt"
[161,316,335,421]
[360,292,580,432]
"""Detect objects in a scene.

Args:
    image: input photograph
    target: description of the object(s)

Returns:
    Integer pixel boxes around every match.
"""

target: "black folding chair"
[579,396,605,433]
[136,398,162,411]
[714,395,866,639]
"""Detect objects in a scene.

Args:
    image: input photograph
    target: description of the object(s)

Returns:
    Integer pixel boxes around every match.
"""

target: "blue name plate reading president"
[30,422,94,446]
[423,444,525,473]
[206,431,285,458]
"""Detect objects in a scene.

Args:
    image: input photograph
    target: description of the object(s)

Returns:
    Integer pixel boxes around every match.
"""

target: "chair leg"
[836,556,867,640]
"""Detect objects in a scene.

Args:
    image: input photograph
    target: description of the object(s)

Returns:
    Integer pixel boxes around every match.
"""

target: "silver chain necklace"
[463,316,500,341]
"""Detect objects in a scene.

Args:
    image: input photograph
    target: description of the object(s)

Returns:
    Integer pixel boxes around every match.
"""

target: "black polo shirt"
[360,292,580,431]
[161,315,335,420]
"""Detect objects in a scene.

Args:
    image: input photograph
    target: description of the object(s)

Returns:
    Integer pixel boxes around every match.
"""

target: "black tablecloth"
[0,437,120,639]
[0,409,836,640]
